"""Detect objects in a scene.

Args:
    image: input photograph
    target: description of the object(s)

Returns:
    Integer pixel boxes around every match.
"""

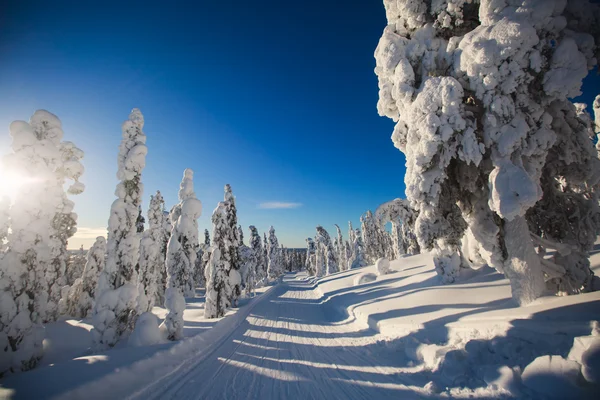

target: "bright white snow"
[2,250,599,399]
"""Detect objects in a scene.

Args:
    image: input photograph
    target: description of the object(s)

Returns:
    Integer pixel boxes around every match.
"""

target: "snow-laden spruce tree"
[262,231,270,282]
[0,110,84,374]
[266,226,283,280]
[65,246,86,287]
[156,208,172,305]
[163,169,202,340]
[92,108,147,347]
[239,244,256,296]
[204,202,230,318]
[138,192,166,313]
[305,237,316,276]
[315,226,338,275]
[249,226,266,286]
[66,237,107,319]
[136,205,145,234]
[375,198,420,258]
[49,136,85,322]
[360,211,387,264]
[351,229,368,269]
[334,224,347,271]
[1,110,84,373]
[237,225,244,245]
[374,0,600,304]
[223,185,242,306]
[204,229,210,247]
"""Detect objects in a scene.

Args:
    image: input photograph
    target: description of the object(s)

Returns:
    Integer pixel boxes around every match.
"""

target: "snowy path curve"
[127,273,424,400]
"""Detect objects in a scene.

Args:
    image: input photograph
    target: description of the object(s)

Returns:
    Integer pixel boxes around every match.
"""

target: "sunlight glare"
[0,164,36,202]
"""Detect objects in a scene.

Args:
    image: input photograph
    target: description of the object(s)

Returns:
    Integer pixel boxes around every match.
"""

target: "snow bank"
[312,251,600,398]
[129,313,162,347]
[353,272,377,286]
[521,355,582,398]
[375,257,390,276]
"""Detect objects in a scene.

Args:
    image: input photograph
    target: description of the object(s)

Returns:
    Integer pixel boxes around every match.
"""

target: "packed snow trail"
[129,272,424,400]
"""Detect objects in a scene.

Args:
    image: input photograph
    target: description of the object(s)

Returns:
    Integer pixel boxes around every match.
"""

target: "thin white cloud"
[258,202,303,210]
[73,227,107,239]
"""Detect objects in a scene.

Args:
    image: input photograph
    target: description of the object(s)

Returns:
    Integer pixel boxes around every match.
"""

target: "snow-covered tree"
[223,185,241,306]
[360,211,386,264]
[92,108,147,348]
[136,205,145,233]
[239,244,256,297]
[263,232,268,272]
[305,237,316,276]
[163,169,202,340]
[266,226,283,279]
[344,240,353,270]
[351,229,368,269]
[138,192,166,313]
[1,109,83,372]
[376,198,420,258]
[204,229,210,247]
[157,209,172,305]
[526,101,600,294]
[49,138,85,322]
[204,202,230,318]
[65,246,87,287]
[237,225,244,245]
[249,226,266,286]
[334,224,347,271]
[315,226,338,275]
[374,0,600,304]
[65,237,107,319]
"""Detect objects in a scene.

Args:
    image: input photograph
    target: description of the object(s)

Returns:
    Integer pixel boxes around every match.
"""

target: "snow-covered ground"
[1,252,599,399]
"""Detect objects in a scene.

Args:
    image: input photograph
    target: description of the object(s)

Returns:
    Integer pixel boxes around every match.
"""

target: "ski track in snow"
[128,273,425,400]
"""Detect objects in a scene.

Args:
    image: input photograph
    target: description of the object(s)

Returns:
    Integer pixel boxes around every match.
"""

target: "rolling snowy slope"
[1,251,599,399]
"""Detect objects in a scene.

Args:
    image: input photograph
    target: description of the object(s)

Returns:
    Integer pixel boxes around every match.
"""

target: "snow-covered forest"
[1,0,600,399]
[0,108,299,376]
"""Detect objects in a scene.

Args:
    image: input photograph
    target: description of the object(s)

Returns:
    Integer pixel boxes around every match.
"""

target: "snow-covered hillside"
[1,250,598,399]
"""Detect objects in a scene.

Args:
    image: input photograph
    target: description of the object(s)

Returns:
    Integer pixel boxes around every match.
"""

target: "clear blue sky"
[0,1,598,249]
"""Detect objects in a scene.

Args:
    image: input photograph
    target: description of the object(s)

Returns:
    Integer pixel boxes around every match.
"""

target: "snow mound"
[581,339,600,383]
[129,313,162,347]
[353,272,377,286]
[375,257,390,276]
[521,355,582,399]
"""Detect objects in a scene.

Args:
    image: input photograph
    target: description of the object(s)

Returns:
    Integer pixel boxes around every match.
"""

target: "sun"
[0,164,33,202]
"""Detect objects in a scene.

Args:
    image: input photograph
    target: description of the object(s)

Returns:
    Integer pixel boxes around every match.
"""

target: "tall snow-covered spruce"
[266,226,283,280]
[374,0,600,304]
[92,108,147,347]
[204,202,230,318]
[138,191,167,313]
[223,185,242,306]
[249,226,266,286]
[315,226,338,276]
[163,169,202,340]
[0,110,84,373]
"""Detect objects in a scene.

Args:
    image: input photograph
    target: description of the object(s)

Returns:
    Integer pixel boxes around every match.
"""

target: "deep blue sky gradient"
[0,1,598,248]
